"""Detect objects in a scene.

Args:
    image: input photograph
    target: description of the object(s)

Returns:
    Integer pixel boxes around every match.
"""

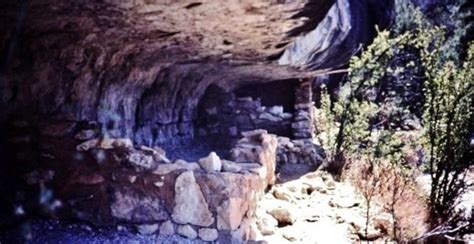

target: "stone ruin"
[0,0,393,241]
[4,73,325,242]
[19,128,323,242]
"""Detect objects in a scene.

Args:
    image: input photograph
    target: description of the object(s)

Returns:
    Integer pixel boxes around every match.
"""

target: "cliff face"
[0,0,394,147]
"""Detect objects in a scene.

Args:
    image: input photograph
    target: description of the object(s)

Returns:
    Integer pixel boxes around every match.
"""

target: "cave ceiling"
[0,0,336,78]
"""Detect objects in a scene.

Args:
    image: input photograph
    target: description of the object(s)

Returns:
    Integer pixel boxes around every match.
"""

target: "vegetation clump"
[314,0,473,241]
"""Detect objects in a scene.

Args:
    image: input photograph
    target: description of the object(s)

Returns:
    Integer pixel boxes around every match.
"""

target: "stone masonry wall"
[197,92,293,139]
[292,79,315,139]
[18,129,278,242]
[276,137,325,166]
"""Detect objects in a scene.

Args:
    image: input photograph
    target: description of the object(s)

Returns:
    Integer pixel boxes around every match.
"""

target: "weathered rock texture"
[277,137,324,166]
[14,129,277,242]
[279,0,394,70]
[196,84,295,139]
[0,0,394,240]
[0,0,394,147]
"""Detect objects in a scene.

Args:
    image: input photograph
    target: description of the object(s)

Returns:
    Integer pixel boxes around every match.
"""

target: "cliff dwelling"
[1,0,472,243]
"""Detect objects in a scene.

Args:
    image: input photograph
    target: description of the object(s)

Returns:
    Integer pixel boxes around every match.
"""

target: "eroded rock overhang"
[0,0,394,148]
[0,0,394,241]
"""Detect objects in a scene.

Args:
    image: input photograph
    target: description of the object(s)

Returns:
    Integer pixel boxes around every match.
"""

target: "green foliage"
[422,42,474,222]
[314,0,473,228]
[395,0,471,65]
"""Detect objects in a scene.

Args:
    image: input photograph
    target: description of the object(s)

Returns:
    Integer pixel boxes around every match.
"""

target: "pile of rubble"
[253,171,393,243]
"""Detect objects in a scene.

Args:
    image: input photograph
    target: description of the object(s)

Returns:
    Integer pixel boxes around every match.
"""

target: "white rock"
[76,139,99,151]
[110,138,133,148]
[198,152,222,172]
[153,181,164,187]
[268,106,284,115]
[177,225,197,239]
[257,214,277,236]
[198,228,219,241]
[172,171,214,226]
[136,223,159,235]
[221,160,242,173]
[281,112,293,119]
[267,205,297,225]
[153,161,200,175]
[128,175,137,184]
[273,187,293,202]
[159,221,174,235]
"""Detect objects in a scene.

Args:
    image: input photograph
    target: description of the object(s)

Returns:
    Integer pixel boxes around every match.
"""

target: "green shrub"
[422,42,474,222]
[315,0,473,230]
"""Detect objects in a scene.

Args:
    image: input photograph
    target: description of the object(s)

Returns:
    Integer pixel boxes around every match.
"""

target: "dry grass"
[343,159,430,241]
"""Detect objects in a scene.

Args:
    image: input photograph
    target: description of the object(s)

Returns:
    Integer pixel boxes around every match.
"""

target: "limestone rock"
[198,152,222,172]
[153,160,200,175]
[159,221,175,236]
[217,198,248,230]
[198,228,219,241]
[136,223,159,235]
[172,171,214,227]
[257,214,277,236]
[267,106,284,115]
[267,205,297,225]
[273,187,293,202]
[177,225,197,239]
[221,160,242,173]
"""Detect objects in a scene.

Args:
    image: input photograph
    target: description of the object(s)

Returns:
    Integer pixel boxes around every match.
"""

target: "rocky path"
[0,167,390,244]
[254,169,389,243]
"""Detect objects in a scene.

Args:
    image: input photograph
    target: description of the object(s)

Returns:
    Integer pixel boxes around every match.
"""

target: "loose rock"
[177,225,198,239]
[136,223,159,235]
[198,152,222,172]
[257,214,278,236]
[159,221,175,236]
[198,228,219,241]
